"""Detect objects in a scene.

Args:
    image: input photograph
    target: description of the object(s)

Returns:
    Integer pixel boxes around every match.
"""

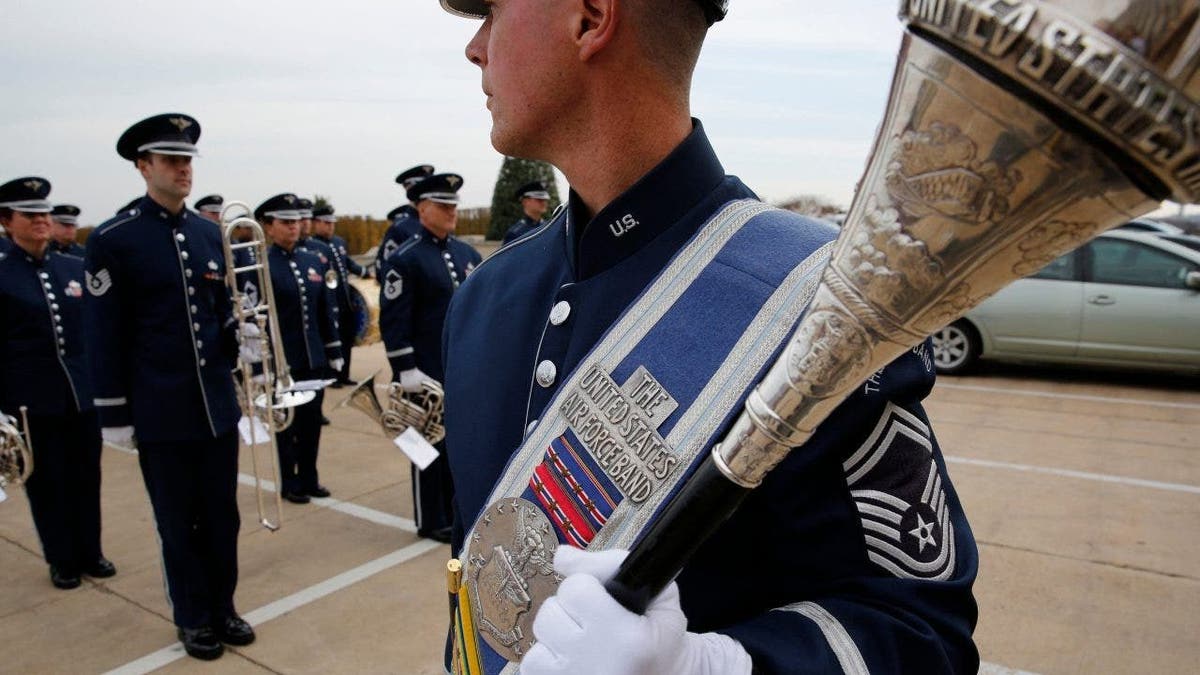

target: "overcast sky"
[0,1,1186,226]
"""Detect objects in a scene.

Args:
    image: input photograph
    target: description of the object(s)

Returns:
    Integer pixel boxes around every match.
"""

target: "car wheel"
[932,321,979,375]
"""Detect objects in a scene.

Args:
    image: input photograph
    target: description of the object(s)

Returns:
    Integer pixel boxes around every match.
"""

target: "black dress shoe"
[85,557,117,578]
[328,380,346,389]
[419,526,453,544]
[282,491,311,504]
[307,485,331,498]
[335,378,356,387]
[320,415,331,426]
[49,566,81,590]
[178,626,224,660]
[213,614,256,646]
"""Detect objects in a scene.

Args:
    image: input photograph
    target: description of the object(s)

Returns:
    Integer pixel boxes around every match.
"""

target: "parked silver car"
[932,230,1200,375]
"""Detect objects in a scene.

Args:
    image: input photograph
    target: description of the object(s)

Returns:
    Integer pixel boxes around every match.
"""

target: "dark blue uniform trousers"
[276,368,325,495]
[137,431,240,629]
[415,441,454,535]
[23,410,103,574]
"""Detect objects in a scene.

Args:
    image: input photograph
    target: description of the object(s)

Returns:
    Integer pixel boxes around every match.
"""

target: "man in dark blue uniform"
[375,164,435,269]
[83,114,255,661]
[294,197,338,423]
[379,172,481,543]
[194,194,224,225]
[501,180,551,245]
[249,193,343,503]
[0,176,113,591]
[311,203,368,386]
[438,2,978,674]
[48,204,86,257]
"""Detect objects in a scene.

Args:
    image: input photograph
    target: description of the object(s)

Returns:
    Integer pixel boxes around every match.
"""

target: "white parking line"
[937,383,1200,411]
[103,539,443,675]
[236,473,417,532]
[979,662,1041,675]
[946,456,1200,495]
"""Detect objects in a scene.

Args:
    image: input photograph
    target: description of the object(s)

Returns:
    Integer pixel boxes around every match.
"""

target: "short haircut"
[628,0,709,94]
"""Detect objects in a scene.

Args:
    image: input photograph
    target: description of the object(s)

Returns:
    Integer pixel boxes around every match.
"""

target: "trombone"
[0,406,33,491]
[221,201,316,531]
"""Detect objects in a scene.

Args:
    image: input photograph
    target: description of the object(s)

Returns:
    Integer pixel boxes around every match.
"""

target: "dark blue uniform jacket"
[0,247,93,416]
[441,122,979,673]
[250,244,343,373]
[314,233,366,309]
[501,215,543,245]
[49,241,86,258]
[83,196,239,442]
[375,206,420,270]
[379,228,481,381]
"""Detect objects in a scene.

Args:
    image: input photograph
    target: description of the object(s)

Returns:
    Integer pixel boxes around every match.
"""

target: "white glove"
[330,358,345,372]
[520,546,752,675]
[398,367,436,393]
[239,323,264,364]
[102,426,137,451]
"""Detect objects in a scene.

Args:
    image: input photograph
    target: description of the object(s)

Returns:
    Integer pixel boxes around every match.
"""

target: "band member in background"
[311,203,368,387]
[250,193,343,503]
[375,164,434,269]
[501,180,550,244]
[83,114,254,661]
[194,194,224,225]
[0,176,112,591]
[0,223,10,252]
[295,197,336,424]
[379,172,480,544]
[438,1,979,673]
[49,204,86,257]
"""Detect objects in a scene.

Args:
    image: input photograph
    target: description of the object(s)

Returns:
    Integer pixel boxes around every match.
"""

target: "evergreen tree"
[487,157,561,240]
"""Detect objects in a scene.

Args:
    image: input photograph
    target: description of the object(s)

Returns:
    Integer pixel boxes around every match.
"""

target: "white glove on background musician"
[238,323,264,364]
[101,425,137,451]
[329,358,345,373]
[519,546,752,675]
[398,367,437,393]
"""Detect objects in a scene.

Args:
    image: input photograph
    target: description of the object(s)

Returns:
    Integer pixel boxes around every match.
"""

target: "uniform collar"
[568,119,724,279]
[420,226,451,247]
[140,195,188,226]
[271,242,298,257]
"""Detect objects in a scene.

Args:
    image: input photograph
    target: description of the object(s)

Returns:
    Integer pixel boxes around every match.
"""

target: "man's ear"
[575,0,620,62]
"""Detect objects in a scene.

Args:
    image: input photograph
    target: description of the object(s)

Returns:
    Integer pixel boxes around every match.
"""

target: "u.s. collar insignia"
[844,402,955,581]
[465,261,476,275]
[64,280,83,298]
[383,269,403,300]
[85,269,113,296]
[169,117,192,131]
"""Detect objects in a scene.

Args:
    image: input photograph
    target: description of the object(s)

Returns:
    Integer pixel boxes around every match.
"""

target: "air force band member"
[194,194,224,225]
[439,1,978,673]
[250,193,343,503]
[83,114,255,660]
[49,204,86,257]
[311,203,367,386]
[375,164,434,269]
[379,172,480,543]
[501,180,551,244]
[0,176,112,591]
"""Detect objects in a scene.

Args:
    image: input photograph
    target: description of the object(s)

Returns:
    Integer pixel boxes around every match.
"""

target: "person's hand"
[329,358,345,372]
[398,367,435,393]
[238,323,264,364]
[101,426,137,451]
[519,546,752,675]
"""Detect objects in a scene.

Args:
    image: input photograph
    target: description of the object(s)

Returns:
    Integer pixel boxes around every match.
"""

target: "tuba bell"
[0,406,33,492]
[339,370,445,445]
[222,201,317,531]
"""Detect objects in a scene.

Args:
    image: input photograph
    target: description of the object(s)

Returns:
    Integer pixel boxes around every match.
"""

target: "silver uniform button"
[176,233,186,242]
[53,314,62,322]
[181,251,189,260]
[443,252,451,259]
[199,358,206,366]
[550,301,571,326]
[59,349,66,356]
[536,360,557,388]
[51,303,59,311]
[43,282,52,290]
[58,338,65,345]
[185,269,193,278]
[56,325,63,334]
[196,340,204,348]
[193,322,201,331]
[46,293,56,301]
[39,272,49,279]
[190,304,198,314]
[188,287,195,295]
[526,419,538,434]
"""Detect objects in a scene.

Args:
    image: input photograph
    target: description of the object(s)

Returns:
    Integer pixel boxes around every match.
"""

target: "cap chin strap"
[264,210,303,220]
[137,141,200,157]
[0,200,53,213]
